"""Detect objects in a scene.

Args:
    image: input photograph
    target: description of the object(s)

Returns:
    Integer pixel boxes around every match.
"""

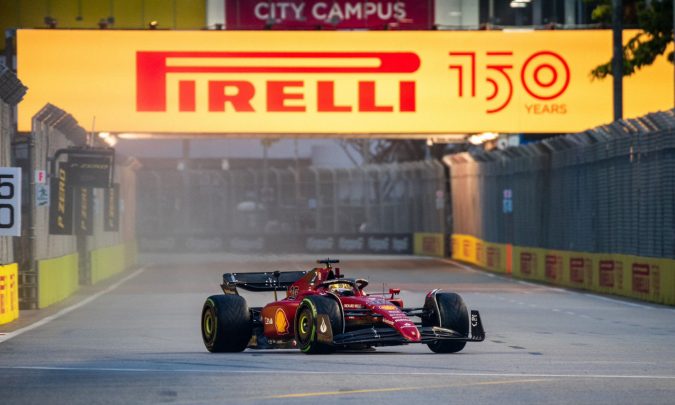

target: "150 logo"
[448,50,570,114]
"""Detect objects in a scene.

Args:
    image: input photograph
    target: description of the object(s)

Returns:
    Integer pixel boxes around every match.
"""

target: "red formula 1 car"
[201,259,485,354]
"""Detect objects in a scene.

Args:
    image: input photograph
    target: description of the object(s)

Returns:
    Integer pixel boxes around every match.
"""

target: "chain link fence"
[138,160,447,252]
[448,109,675,260]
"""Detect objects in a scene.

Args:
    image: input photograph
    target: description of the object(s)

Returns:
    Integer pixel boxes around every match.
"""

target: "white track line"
[2,366,674,380]
[0,266,148,344]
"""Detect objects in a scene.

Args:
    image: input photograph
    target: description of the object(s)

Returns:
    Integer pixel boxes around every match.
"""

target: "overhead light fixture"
[148,20,158,29]
[98,132,117,147]
[510,1,528,8]
[468,132,499,145]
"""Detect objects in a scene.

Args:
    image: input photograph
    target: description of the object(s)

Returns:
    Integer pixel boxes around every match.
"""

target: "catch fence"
[137,160,448,253]
[449,109,675,260]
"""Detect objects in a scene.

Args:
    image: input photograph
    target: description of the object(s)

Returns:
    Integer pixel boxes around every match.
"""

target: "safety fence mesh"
[449,109,675,259]
[137,160,448,252]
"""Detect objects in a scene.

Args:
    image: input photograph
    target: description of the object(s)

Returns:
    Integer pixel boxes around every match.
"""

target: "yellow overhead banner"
[17,29,673,134]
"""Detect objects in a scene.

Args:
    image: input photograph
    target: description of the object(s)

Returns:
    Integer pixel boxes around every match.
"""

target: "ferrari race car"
[201,259,485,354]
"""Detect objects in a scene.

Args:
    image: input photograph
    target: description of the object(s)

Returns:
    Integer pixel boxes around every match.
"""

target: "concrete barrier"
[37,254,79,308]
[452,234,675,306]
[414,233,445,257]
[91,244,128,284]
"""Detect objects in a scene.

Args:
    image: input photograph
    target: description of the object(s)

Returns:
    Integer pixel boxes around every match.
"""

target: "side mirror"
[389,288,400,297]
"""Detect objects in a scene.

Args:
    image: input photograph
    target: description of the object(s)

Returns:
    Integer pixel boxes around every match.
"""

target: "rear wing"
[221,271,307,294]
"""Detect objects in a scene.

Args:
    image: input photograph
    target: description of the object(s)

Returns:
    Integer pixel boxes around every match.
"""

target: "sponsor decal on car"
[274,308,289,334]
[287,285,300,299]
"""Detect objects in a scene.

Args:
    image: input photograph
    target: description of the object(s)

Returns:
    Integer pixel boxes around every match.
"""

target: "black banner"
[74,187,94,235]
[68,155,113,188]
[104,184,120,231]
[304,234,413,255]
[138,233,413,255]
[49,163,73,235]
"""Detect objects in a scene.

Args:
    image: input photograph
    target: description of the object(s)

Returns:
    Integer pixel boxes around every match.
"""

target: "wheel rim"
[204,312,213,336]
[203,308,215,344]
[297,309,312,345]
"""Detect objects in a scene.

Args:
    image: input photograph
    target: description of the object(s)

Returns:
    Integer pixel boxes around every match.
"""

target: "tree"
[589,0,673,79]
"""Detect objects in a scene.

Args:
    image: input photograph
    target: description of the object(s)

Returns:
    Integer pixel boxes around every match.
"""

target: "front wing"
[330,310,486,347]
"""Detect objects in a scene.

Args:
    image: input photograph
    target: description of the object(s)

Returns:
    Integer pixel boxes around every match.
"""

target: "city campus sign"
[225,0,433,30]
[17,29,672,134]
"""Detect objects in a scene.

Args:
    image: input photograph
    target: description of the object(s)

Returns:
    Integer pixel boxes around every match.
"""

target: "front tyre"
[424,292,469,353]
[295,296,343,354]
[201,295,252,353]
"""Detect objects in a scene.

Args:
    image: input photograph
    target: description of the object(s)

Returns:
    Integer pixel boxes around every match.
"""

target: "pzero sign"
[0,168,22,237]
[17,30,673,134]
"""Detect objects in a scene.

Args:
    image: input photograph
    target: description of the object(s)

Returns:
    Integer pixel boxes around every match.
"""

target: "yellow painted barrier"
[451,234,675,306]
[91,244,127,285]
[414,233,445,258]
[483,242,508,274]
[38,254,79,309]
[0,263,19,324]
[451,234,508,274]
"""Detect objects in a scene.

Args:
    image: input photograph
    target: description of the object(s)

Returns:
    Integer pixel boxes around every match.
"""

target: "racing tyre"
[424,292,469,354]
[201,295,252,353]
[295,296,343,354]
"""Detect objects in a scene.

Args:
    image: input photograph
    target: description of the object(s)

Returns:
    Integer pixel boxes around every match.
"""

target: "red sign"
[569,258,588,284]
[225,0,433,30]
[631,264,651,294]
[520,252,535,276]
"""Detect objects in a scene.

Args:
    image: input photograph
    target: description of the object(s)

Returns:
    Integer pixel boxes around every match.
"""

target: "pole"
[673,0,674,107]
[612,0,623,120]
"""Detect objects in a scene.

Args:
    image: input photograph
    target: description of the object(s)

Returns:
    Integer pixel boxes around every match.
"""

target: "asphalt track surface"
[1,254,675,405]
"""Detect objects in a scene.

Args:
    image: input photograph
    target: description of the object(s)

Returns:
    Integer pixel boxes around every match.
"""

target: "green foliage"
[590,0,674,79]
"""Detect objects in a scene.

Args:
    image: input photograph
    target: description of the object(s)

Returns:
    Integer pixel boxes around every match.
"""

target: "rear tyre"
[423,292,469,353]
[295,296,343,354]
[201,295,252,353]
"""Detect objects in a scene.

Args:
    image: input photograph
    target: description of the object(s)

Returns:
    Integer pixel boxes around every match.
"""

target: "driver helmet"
[328,282,353,295]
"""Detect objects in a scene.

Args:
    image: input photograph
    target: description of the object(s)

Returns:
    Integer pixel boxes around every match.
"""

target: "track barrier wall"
[37,253,79,309]
[453,233,675,305]
[90,243,127,285]
[449,109,675,306]
[413,233,446,257]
